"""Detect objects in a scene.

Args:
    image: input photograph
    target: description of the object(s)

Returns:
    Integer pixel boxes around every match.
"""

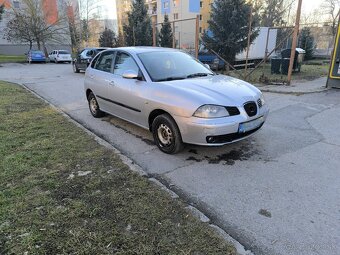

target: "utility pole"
[195,14,199,59]
[287,0,303,85]
[244,3,253,79]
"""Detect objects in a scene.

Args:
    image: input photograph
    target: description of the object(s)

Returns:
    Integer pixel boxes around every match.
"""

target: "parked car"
[84,47,269,154]
[48,50,72,63]
[26,50,46,63]
[73,47,106,73]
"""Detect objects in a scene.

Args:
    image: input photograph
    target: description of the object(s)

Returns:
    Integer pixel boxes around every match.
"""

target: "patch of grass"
[227,62,329,85]
[0,81,236,254]
[0,55,26,63]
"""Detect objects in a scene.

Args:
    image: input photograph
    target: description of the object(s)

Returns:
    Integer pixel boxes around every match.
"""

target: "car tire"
[73,62,80,73]
[87,92,105,118]
[152,114,184,154]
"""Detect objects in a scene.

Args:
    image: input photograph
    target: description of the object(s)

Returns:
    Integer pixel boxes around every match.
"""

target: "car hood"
[159,75,261,106]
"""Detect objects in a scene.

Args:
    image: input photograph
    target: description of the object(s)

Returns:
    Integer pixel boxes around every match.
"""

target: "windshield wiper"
[156,76,186,82]
[186,73,213,78]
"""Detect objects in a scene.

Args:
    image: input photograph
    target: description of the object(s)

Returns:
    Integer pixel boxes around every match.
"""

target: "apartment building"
[0,0,76,55]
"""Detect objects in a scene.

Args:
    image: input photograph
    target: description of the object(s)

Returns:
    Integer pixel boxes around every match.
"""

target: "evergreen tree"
[159,14,173,47]
[123,0,152,46]
[99,27,117,47]
[260,0,286,27]
[298,27,315,60]
[202,0,259,63]
[0,4,4,22]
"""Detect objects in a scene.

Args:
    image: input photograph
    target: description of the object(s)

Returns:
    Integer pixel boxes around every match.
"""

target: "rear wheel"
[152,114,184,154]
[73,62,80,73]
[87,92,105,118]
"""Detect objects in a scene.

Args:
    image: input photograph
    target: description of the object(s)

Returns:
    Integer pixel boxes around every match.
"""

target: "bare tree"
[4,0,70,54]
[321,0,340,36]
[4,12,35,49]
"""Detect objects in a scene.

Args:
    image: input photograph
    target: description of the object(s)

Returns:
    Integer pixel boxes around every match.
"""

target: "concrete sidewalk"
[256,77,329,94]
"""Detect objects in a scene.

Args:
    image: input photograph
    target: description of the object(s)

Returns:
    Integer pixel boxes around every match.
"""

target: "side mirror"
[122,70,139,79]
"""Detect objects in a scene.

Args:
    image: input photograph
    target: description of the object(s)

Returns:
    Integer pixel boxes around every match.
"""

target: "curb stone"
[209,224,254,255]
[185,205,210,223]
[20,82,254,255]
[149,178,179,199]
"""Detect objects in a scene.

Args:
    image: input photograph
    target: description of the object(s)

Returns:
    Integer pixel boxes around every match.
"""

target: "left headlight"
[193,105,230,118]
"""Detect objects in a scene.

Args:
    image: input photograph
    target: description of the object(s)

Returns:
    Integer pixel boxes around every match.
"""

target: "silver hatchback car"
[84,47,269,154]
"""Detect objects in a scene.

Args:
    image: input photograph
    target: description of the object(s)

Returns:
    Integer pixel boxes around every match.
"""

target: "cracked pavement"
[1,63,339,255]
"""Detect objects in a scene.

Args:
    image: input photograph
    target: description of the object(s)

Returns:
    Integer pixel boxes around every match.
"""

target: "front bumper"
[173,105,269,146]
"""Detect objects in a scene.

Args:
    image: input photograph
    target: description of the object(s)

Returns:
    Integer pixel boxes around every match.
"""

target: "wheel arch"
[148,109,175,131]
[85,89,93,99]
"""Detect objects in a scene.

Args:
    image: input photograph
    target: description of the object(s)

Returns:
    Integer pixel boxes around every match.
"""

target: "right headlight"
[193,105,229,118]
[260,94,265,106]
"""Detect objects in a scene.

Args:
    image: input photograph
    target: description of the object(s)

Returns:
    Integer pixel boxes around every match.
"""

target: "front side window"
[113,52,139,76]
[94,51,114,73]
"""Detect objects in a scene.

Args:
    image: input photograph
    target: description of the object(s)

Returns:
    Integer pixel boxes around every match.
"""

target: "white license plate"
[238,117,264,133]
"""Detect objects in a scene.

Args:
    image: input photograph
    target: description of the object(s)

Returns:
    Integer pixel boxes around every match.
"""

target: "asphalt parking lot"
[1,63,339,255]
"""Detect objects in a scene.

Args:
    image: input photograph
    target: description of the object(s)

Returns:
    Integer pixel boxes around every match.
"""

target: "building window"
[199,27,202,33]
[163,1,169,9]
[13,1,20,8]
[174,13,178,20]
[200,1,202,8]
[199,15,202,21]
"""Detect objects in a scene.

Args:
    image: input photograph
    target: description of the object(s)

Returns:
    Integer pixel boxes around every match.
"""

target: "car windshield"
[138,51,214,82]
[59,50,70,54]
[31,51,43,54]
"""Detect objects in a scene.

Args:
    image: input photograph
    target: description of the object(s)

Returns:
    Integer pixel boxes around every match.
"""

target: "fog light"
[207,136,215,143]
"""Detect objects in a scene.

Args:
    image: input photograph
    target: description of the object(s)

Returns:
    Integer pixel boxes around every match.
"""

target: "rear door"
[86,50,116,112]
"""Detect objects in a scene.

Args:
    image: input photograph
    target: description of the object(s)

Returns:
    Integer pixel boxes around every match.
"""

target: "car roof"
[113,46,178,54]
[83,47,108,50]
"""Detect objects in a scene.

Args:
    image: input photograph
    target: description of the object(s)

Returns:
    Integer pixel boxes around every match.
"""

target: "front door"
[106,51,147,126]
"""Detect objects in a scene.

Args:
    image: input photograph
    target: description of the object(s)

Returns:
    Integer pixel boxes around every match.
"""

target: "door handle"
[89,75,94,79]
[109,80,115,86]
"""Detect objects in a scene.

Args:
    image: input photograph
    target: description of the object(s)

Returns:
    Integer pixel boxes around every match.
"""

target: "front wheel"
[87,92,105,118]
[152,114,184,154]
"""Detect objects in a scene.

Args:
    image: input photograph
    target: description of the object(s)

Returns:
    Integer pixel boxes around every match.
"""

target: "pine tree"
[202,0,259,63]
[298,27,315,60]
[123,0,152,46]
[0,4,4,22]
[159,14,173,48]
[99,28,117,47]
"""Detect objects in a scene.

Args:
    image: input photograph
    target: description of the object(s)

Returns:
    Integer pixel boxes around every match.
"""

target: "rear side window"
[94,51,115,73]
[113,52,139,76]
[59,50,70,54]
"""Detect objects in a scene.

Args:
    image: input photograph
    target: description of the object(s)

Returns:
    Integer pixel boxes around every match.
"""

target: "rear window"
[32,51,43,54]
[59,50,70,54]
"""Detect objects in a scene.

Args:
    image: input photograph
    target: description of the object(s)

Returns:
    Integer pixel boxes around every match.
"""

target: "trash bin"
[281,48,306,72]
[281,58,290,75]
[271,58,282,74]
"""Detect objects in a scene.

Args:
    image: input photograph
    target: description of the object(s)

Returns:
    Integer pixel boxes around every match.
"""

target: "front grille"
[206,124,263,144]
[244,101,257,117]
[257,98,263,108]
[225,106,240,116]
